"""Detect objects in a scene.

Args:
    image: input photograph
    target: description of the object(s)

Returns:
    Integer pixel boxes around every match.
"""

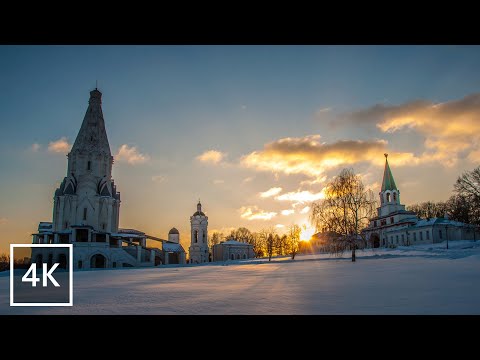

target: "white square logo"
[10,244,73,306]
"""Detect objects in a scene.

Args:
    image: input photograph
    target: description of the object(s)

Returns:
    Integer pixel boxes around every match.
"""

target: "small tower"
[378,153,403,217]
[168,227,180,243]
[189,200,209,264]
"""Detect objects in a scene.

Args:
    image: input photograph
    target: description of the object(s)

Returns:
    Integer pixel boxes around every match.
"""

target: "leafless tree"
[407,201,447,219]
[0,253,9,272]
[454,166,480,225]
[287,224,301,260]
[310,168,377,262]
[209,232,223,251]
[233,227,255,243]
[259,227,276,261]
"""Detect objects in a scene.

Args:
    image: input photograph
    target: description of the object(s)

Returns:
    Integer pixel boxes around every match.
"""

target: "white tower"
[52,88,121,241]
[168,227,180,243]
[189,201,209,263]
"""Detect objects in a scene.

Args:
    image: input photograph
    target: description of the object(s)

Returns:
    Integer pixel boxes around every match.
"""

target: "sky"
[1,45,480,253]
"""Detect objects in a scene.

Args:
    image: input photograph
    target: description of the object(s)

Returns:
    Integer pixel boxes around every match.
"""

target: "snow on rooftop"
[163,242,185,252]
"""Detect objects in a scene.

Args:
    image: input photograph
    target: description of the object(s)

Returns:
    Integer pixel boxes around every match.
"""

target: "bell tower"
[189,200,209,263]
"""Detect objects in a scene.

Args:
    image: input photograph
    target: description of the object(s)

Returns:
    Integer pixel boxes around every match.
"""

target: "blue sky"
[1,45,480,252]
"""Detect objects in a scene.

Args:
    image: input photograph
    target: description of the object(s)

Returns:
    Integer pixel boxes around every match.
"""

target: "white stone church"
[31,89,186,269]
[364,154,479,247]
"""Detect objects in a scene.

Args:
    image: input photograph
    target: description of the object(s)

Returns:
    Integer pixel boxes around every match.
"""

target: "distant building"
[364,154,479,247]
[189,201,209,264]
[31,89,185,269]
[212,239,254,261]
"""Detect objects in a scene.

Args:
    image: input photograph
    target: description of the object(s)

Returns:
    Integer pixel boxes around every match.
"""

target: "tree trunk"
[352,247,356,262]
[292,253,296,260]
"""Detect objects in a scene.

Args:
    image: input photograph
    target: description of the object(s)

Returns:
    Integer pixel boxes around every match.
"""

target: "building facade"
[31,89,185,269]
[364,154,478,247]
[189,201,209,263]
[212,239,255,262]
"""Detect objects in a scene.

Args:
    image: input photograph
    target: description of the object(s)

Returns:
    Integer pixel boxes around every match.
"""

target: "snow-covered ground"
[1,240,480,314]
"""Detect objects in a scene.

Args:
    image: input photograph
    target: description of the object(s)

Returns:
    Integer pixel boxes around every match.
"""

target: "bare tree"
[454,166,480,225]
[0,253,9,272]
[407,201,447,219]
[446,194,471,224]
[310,168,377,262]
[251,232,265,258]
[209,232,223,251]
[259,227,276,261]
[287,224,301,260]
[234,227,255,243]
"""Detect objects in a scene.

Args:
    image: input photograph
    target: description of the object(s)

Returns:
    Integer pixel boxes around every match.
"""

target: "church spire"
[70,88,111,156]
[381,153,397,191]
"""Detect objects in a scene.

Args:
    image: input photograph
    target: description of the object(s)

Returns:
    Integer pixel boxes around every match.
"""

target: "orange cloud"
[343,93,480,166]
[275,190,325,203]
[115,144,150,164]
[240,135,417,179]
[281,209,295,216]
[196,150,226,165]
[259,187,282,198]
[48,137,71,153]
[239,206,277,221]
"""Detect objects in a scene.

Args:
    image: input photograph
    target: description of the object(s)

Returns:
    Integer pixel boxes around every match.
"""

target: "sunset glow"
[300,225,316,241]
[1,45,480,254]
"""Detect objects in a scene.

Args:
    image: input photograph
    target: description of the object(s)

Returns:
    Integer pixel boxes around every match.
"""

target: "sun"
[300,225,316,241]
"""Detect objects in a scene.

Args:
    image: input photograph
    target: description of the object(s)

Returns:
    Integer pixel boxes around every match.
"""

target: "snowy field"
[1,240,480,315]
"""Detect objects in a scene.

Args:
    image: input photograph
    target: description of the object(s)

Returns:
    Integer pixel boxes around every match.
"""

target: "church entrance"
[371,234,380,248]
[90,254,106,268]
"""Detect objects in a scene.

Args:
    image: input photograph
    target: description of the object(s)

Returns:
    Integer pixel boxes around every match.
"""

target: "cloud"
[339,93,480,166]
[300,206,310,214]
[242,176,254,183]
[275,224,285,228]
[31,143,41,152]
[48,137,71,153]
[115,144,150,165]
[152,175,167,183]
[213,179,225,185]
[241,135,418,180]
[0,217,8,225]
[275,190,325,203]
[281,209,295,216]
[239,206,277,221]
[259,187,282,198]
[196,150,227,165]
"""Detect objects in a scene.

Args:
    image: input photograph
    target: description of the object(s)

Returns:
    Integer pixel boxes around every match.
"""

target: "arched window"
[393,192,397,202]
[386,192,391,202]
[87,161,91,171]
[202,232,205,242]
[243,254,247,259]
[231,253,235,260]
[194,230,198,243]
[237,254,241,260]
